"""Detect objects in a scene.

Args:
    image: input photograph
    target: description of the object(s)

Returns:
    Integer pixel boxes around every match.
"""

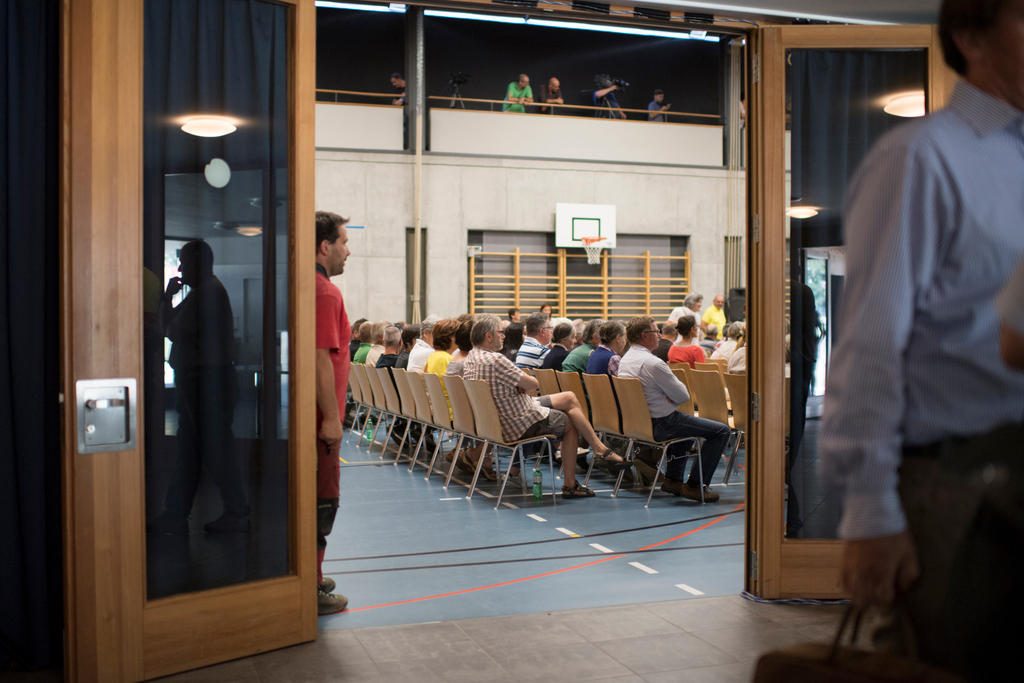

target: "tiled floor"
[158,595,846,682]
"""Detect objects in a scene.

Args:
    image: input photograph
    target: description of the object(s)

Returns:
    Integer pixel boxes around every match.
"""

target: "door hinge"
[749,550,758,582]
[752,214,761,244]
[751,392,761,422]
[752,54,760,84]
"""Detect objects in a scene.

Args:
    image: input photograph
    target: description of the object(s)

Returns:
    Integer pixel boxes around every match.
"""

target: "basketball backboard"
[555,203,617,249]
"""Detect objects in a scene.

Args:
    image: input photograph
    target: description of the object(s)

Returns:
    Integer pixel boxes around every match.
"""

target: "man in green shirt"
[561,318,605,373]
[351,320,372,364]
[503,73,533,113]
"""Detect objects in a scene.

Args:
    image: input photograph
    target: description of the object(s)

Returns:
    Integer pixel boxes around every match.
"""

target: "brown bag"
[753,606,964,683]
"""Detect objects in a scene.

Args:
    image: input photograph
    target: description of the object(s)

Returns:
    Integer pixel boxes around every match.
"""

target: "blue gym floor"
[320,428,746,632]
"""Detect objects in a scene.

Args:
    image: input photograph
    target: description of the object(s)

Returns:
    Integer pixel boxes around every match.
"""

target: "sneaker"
[203,514,250,533]
[318,586,349,615]
[680,483,720,503]
[660,478,684,496]
[320,577,336,593]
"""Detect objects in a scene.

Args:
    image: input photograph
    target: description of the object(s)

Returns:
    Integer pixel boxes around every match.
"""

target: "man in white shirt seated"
[407,314,439,372]
[515,312,552,368]
[618,316,731,502]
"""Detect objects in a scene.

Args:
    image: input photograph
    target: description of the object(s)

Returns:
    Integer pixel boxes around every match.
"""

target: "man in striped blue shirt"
[515,312,553,369]
[821,0,1024,677]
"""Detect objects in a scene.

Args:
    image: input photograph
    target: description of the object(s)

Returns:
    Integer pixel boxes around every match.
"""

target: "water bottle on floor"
[532,468,543,500]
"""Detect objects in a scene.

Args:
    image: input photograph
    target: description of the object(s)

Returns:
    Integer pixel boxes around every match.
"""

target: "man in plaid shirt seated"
[463,314,628,498]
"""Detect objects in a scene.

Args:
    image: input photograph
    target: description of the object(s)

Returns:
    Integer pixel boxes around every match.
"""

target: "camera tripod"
[449,82,466,109]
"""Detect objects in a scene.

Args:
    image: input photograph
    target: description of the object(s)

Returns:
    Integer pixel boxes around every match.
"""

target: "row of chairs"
[347,365,560,510]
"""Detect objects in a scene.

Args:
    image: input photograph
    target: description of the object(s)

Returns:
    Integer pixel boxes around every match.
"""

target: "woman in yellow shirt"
[423,318,460,421]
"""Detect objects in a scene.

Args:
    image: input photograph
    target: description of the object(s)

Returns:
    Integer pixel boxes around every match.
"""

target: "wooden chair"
[462,378,559,510]
[669,363,696,411]
[390,368,423,464]
[520,367,540,396]
[422,372,460,478]
[670,368,695,416]
[722,372,747,485]
[351,365,383,449]
[402,371,436,471]
[345,365,372,444]
[555,370,589,421]
[611,375,705,506]
[688,368,739,483]
[710,357,729,370]
[533,368,561,396]
[375,367,406,462]
[581,373,626,486]
[443,375,478,491]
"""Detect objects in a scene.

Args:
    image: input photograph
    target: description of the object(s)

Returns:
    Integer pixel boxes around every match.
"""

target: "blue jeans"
[650,411,730,486]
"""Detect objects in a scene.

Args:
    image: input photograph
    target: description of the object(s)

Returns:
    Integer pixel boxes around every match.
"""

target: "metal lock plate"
[76,378,137,453]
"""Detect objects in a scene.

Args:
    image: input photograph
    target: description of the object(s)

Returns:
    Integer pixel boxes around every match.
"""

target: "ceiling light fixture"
[423,9,719,41]
[180,115,239,137]
[786,206,820,219]
[235,226,263,237]
[883,90,925,118]
[314,1,405,11]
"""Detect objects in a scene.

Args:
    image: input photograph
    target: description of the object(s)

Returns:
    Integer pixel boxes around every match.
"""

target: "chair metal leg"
[582,431,603,487]
[612,439,635,497]
[695,442,705,503]
[382,415,400,460]
[395,418,413,463]
[466,442,489,500]
[494,445,519,510]
[645,445,670,508]
[442,434,465,487]
[723,430,743,485]
[547,439,557,506]
[346,405,365,444]
[355,408,375,448]
[421,427,447,475]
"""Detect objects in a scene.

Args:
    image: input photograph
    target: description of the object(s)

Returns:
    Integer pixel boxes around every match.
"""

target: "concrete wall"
[316,149,745,322]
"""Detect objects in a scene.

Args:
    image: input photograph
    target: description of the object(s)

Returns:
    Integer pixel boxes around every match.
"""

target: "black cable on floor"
[326,542,744,575]
[325,507,745,563]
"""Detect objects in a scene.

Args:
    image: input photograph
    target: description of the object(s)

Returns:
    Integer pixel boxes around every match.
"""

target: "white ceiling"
[638,0,941,25]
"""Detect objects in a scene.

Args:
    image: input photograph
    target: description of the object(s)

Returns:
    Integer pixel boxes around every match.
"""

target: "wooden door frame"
[746,24,956,599]
[60,0,316,679]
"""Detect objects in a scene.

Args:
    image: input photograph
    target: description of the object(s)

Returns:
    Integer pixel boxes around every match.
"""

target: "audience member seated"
[618,317,730,502]
[586,320,627,376]
[654,322,675,362]
[562,318,605,373]
[667,317,705,368]
[446,314,475,376]
[571,319,586,348]
[407,315,439,371]
[539,303,553,315]
[727,338,747,373]
[538,76,564,113]
[395,324,419,369]
[711,322,742,362]
[668,293,704,341]
[507,307,520,323]
[348,317,367,361]
[541,322,574,370]
[502,322,524,363]
[701,294,727,339]
[375,326,402,368]
[364,321,387,367]
[463,315,628,497]
[699,326,719,356]
[390,72,406,106]
[351,320,373,365]
[516,312,553,369]
[503,73,533,113]
[425,318,460,420]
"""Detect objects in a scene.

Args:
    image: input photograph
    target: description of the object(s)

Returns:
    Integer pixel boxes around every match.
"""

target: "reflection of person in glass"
[150,239,247,534]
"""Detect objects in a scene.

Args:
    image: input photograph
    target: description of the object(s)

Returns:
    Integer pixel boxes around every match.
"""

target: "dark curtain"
[0,0,63,671]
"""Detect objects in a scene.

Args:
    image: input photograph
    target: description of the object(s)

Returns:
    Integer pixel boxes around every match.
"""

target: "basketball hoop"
[581,236,606,265]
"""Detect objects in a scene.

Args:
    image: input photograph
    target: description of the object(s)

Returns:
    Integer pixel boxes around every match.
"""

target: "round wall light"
[181,115,238,137]
[204,158,232,188]
[235,226,263,237]
[786,206,820,219]
[883,91,925,118]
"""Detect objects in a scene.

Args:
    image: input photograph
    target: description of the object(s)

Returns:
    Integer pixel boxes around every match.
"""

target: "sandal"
[594,448,631,471]
[457,451,495,480]
[561,481,596,498]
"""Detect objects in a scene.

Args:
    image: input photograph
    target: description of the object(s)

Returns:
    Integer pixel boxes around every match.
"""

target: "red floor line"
[341,504,744,614]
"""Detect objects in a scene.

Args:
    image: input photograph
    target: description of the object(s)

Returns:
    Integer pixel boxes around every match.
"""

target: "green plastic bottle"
[532,468,543,500]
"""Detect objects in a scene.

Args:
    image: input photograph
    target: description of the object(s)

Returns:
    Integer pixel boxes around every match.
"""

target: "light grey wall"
[316,149,745,322]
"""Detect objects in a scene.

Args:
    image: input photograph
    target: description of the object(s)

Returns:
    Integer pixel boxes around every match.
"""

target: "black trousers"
[892,422,1024,682]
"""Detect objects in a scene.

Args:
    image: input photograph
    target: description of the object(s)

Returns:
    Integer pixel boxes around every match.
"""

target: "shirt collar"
[523,336,542,345]
[315,263,328,278]
[949,80,1024,138]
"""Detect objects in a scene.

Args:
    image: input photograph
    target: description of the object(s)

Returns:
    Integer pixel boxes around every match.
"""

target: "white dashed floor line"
[555,527,580,538]
[589,543,614,554]
[526,513,547,522]
[628,562,659,575]
[675,583,704,595]
[438,497,462,501]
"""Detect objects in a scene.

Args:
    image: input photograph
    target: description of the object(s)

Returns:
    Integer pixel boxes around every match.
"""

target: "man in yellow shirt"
[701,294,727,340]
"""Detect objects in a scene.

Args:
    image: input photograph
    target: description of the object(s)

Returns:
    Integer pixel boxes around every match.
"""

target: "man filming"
[593,74,626,119]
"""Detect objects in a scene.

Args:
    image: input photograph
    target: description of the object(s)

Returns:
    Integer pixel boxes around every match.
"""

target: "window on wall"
[467,230,689,319]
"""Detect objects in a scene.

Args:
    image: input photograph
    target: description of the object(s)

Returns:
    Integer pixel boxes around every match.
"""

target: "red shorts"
[317,438,341,499]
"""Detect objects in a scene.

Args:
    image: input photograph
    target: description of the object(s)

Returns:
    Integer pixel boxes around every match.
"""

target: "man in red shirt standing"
[315,211,351,614]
